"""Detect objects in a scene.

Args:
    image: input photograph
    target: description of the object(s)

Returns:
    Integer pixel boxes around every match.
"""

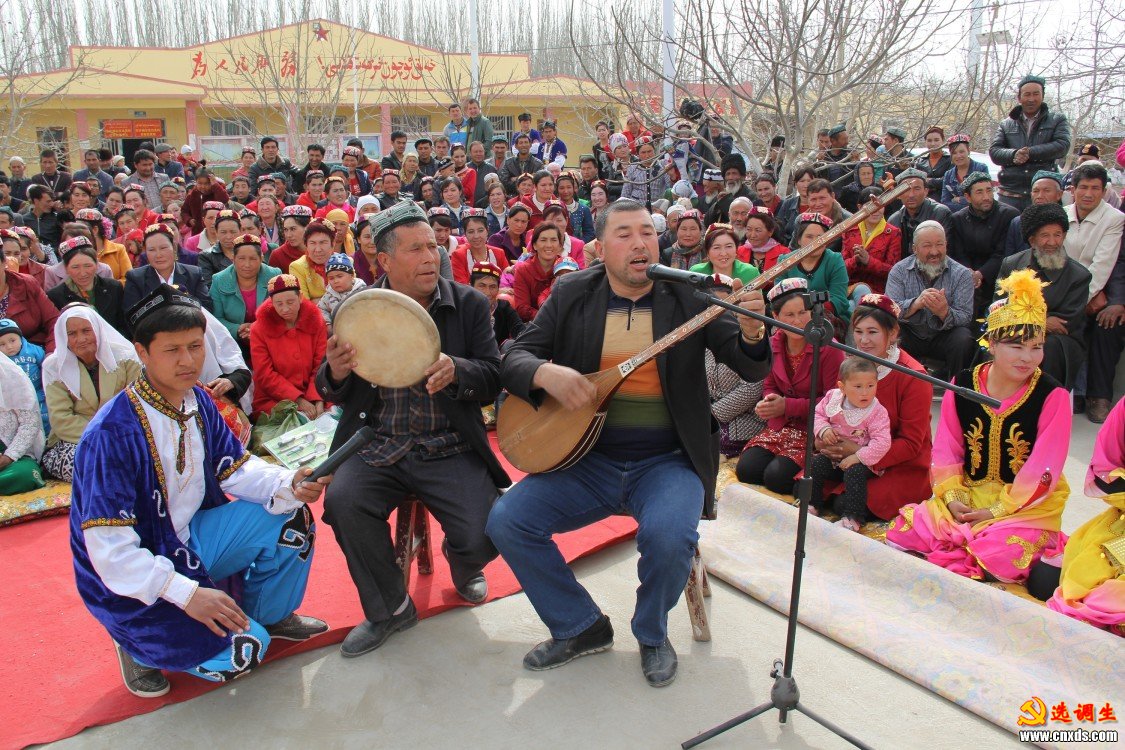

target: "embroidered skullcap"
[608,133,629,151]
[142,222,177,245]
[58,236,95,263]
[827,123,847,137]
[946,133,972,146]
[267,274,301,297]
[795,212,833,230]
[542,199,568,217]
[885,126,907,140]
[281,204,313,218]
[435,158,454,171]
[766,277,808,307]
[857,293,901,319]
[74,208,103,222]
[702,168,723,182]
[202,201,226,212]
[232,233,262,252]
[470,261,502,281]
[342,146,363,159]
[257,174,274,185]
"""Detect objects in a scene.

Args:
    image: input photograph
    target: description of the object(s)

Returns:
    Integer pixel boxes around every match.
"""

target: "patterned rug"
[0,479,70,527]
[700,486,1124,747]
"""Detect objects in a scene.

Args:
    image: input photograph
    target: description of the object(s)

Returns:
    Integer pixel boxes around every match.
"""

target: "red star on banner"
[313,22,329,41]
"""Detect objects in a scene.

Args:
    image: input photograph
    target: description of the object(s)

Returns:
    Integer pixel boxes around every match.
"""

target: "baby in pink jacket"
[809,357,892,531]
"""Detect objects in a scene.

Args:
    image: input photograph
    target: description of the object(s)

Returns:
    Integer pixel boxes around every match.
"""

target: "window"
[491,114,514,147]
[336,135,382,159]
[36,127,69,169]
[392,115,431,135]
[209,118,254,137]
[305,115,346,135]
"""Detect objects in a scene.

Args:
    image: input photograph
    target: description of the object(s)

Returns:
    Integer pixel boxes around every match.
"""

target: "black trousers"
[899,325,978,379]
[736,446,800,496]
[1088,319,1125,400]
[807,453,873,522]
[323,448,499,623]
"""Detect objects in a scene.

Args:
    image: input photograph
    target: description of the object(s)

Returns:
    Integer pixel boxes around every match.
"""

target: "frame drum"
[331,288,440,387]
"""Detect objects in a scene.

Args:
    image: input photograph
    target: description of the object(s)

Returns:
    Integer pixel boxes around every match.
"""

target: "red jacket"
[181,184,230,235]
[517,195,547,231]
[268,242,305,273]
[449,244,510,285]
[762,330,844,432]
[456,168,477,208]
[512,257,554,321]
[5,271,58,352]
[840,222,902,294]
[249,297,327,416]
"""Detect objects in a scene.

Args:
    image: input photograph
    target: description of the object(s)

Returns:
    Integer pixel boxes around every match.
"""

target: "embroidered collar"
[823,389,877,426]
[133,374,198,474]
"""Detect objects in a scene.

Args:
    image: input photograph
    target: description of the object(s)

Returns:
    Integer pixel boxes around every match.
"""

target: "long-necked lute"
[497,181,911,474]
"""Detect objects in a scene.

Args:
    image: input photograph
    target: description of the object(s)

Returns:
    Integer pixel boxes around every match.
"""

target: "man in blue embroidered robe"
[70,284,330,697]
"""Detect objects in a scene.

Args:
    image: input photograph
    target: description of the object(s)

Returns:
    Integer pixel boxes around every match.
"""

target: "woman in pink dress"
[1046,398,1125,635]
[886,270,1070,584]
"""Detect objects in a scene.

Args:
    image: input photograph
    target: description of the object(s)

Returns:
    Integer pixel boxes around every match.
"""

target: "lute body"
[496,182,911,474]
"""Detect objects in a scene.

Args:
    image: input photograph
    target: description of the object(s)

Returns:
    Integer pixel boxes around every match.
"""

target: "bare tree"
[565,0,981,194]
[0,0,129,162]
[1047,0,1125,167]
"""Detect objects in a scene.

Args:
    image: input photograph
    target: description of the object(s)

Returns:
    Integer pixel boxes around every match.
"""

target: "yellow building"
[4,20,618,171]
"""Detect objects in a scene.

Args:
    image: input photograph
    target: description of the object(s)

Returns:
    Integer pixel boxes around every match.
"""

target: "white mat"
[700,485,1125,749]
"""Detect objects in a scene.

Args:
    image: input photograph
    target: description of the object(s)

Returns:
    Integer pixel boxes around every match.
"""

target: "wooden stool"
[394,496,433,591]
[684,547,712,641]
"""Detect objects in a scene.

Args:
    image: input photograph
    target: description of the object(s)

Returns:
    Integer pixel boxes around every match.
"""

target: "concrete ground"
[50,407,1110,750]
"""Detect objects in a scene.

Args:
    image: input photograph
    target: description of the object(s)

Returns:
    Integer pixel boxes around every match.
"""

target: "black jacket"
[913,153,954,200]
[948,202,1020,289]
[47,276,127,335]
[468,160,498,205]
[500,265,771,516]
[988,104,1072,197]
[497,155,544,195]
[492,298,524,345]
[316,277,510,490]
[247,156,297,195]
[123,263,213,315]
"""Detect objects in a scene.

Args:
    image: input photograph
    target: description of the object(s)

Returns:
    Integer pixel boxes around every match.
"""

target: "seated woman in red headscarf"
[249,274,328,421]
[886,271,1071,584]
[735,278,844,496]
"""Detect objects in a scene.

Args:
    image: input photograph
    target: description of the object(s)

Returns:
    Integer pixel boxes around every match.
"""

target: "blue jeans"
[486,450,704,646]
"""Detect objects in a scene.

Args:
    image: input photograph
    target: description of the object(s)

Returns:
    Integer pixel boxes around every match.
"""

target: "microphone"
[646,264,720,289]
[304,425,376,482]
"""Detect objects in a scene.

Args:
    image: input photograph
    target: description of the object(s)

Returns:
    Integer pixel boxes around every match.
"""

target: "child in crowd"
[470,261,524,347]
[537,257,579,309]
[0,318,49,435]
[808,356,891,531]
[121,229,145,267]
[317,253,366,328]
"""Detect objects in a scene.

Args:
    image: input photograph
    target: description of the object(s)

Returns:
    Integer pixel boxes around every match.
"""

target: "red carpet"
[0,435,637,749]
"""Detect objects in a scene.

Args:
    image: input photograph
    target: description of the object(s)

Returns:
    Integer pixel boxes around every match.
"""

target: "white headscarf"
[0,353,45,459]
[42,306,138,398]
[199,307,253,413]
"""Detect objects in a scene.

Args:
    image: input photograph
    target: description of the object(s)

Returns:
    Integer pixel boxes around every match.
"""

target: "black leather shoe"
[442,540,488,604]
[266,613,329,641]
[455,574,488,604]
[523,614,613,671]
[640,639,678,687]
[115,641,170,698]
[340,600,418,658]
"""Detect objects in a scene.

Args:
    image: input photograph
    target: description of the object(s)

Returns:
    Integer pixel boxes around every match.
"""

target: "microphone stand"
[682,288,999,750]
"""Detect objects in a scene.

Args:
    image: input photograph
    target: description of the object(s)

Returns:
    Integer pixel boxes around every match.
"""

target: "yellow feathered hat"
[979,269,1048,348]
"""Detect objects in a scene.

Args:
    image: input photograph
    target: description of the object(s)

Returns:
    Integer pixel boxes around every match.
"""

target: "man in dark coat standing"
[317,201,509,659]
[988,74,1072,211]
[949,171,1020,316]
[487,200,771,688]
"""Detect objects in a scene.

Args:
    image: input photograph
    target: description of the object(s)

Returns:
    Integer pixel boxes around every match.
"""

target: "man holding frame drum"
[317,201,510,659]
[487,199,771,687]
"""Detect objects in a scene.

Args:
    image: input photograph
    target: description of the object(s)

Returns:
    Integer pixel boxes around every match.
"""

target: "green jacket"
[210,263,282,339]
[689,259,760,286]
[775,249,851,319]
